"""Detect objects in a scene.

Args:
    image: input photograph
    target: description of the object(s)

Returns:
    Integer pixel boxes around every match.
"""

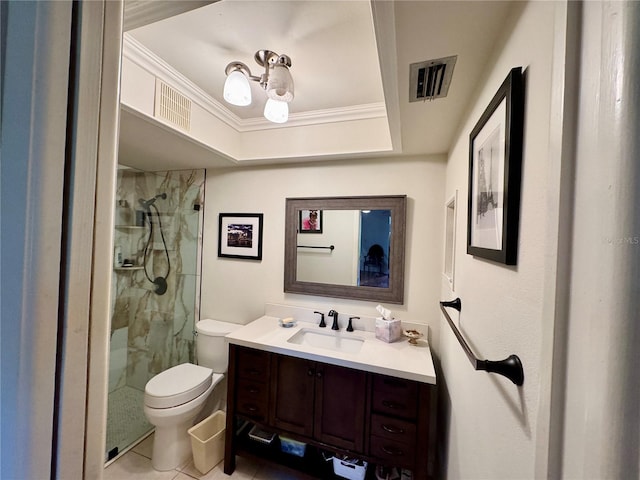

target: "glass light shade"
[265,64,294,102]
[223,70,251,106]
[264,98,288,123]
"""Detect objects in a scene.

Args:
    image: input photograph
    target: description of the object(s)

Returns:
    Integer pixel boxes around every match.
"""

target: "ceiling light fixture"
[223,50,294,123]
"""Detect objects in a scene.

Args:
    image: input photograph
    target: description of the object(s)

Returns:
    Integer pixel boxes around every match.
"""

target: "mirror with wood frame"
[284,195,407,303]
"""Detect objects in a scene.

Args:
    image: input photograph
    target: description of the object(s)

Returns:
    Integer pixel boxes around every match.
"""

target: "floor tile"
[104,451,177,480]
[105,445,315,480]
[132,433,154,459]
[179,460,223,479]
[178,454,259,479]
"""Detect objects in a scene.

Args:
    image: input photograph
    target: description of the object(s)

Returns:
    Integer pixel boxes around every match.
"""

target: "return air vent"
[154,79,192,131]
[409,55,457,102]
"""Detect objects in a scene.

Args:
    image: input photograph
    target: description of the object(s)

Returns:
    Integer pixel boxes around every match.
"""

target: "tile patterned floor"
[106,386,153,456]
[104,434,317,480]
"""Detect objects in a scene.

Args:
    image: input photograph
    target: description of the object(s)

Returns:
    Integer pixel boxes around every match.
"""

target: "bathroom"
[103,0,549,477]
[3,1,640,480]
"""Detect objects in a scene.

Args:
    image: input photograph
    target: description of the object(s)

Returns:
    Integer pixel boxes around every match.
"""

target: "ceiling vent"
[409,55,457,102]
[154,79,192,132]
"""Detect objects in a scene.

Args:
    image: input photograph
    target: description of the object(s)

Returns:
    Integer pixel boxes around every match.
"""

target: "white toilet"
[143,319,240,471]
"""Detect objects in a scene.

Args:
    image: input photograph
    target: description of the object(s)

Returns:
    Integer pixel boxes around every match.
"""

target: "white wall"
[200,156,446,337]
[560,2,640,478]
[439,2,555,478]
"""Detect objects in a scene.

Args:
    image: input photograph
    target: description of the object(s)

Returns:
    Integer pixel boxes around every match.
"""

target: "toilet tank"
[195,319,241,372]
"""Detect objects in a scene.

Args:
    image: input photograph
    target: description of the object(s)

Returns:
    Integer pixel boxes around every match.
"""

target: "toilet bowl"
[143,319,240,471]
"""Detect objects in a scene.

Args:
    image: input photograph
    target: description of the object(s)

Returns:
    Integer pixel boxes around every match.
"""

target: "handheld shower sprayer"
[138,193,167,209]
[138,192,170,295]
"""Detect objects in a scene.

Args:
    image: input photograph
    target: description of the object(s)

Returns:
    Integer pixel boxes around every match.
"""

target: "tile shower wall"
[110,168,205,393]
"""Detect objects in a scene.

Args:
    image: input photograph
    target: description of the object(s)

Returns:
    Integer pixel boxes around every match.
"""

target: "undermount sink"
[287,328,365,354]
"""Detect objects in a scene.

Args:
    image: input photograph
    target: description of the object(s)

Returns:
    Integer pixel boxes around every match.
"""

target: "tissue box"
[375,317,402,343]
[279,436,306,457]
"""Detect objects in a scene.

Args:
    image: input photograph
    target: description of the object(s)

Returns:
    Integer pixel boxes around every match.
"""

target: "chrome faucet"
[328,309,339,330]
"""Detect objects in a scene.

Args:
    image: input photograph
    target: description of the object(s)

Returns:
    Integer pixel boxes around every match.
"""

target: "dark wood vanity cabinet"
[269,354,367,451]
[367,374,435,476]
[225,344,435,479]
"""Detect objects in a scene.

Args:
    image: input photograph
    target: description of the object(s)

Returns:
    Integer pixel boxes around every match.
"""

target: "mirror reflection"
[296,209,391,288]
[284,195,407,304]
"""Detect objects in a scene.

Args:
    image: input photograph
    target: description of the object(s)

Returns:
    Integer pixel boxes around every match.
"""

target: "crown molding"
[122,33,388,133]
[123,34,240,126]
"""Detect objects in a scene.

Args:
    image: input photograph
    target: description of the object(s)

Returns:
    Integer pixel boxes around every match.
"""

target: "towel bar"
[440,298,524,386]
[297,245,335,250]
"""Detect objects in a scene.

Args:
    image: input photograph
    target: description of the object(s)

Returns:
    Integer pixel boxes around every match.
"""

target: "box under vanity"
[223,306,437,479]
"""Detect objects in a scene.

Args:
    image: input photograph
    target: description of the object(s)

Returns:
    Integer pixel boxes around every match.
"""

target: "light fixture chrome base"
[254,50,292,68]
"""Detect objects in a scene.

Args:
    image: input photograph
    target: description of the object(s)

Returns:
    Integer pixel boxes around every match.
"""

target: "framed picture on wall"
[467,67,524,265]
[299,209,323,233]
[218,213,263,260]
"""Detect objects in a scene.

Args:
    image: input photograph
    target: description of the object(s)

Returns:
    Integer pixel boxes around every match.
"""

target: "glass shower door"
[106,167,205,461]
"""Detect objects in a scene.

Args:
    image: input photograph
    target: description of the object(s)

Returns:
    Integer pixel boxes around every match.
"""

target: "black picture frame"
[467,67,524,265]
[218,213,263,260]
[298,209,323,233]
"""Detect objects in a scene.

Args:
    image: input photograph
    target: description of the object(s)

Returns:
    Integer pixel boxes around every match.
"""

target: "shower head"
[138,193,167,208]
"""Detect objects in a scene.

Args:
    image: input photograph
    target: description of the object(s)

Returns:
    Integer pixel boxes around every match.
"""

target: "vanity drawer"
[372,376,418,419]
[236,397,269,421]
[369,434,415,467]
[236,378,269,404]
[236,347,271,381]
[370,413,416,444]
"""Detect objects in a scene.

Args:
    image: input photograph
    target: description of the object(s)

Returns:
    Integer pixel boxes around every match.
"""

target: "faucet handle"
[314,311,326,328]
[347,316,359,332]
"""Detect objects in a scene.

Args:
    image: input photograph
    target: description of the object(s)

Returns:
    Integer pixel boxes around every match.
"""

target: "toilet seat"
[145,363,213,409]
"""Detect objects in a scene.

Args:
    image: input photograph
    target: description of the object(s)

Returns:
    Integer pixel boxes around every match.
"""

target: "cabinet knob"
[308,369,314,376]
[316,371,323,378]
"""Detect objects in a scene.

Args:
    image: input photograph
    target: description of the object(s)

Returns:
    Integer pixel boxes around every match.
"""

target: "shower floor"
[106,386,152,460]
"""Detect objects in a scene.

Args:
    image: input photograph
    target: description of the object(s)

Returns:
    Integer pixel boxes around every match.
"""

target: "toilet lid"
[145,363,213,409]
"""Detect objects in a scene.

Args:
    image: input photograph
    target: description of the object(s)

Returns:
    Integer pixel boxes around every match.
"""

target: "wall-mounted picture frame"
[218,213,263,260]
[298,209,323,233]
[467,67,524,265]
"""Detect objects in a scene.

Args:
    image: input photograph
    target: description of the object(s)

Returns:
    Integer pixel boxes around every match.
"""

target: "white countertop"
[226,315,436,384]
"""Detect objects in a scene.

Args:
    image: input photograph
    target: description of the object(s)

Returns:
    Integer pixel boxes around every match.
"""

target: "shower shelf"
[114,266,144,271]
[115,225,145,230]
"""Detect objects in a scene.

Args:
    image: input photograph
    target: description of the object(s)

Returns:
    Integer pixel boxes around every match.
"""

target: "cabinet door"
[269,354,315,437]
[313,363,366,452]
